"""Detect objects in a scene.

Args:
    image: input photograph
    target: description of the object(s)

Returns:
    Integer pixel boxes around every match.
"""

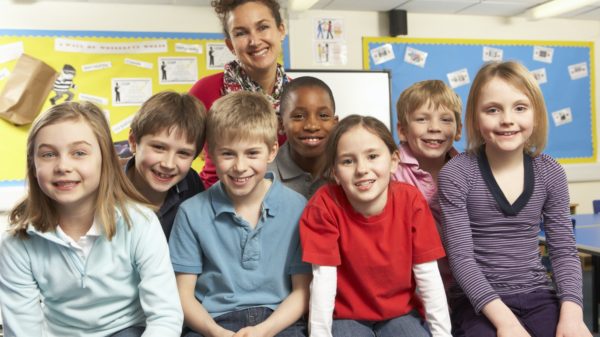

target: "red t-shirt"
[300,182,445,321]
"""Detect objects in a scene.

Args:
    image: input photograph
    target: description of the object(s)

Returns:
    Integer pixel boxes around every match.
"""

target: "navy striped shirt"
[438,151,582,313]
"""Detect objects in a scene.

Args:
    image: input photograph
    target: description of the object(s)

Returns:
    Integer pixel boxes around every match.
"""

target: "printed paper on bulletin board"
[0,29,290,185]
[363,37,596,164]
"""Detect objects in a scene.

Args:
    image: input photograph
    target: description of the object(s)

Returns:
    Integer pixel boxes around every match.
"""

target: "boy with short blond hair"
[126,91,207,240]
[394,80,462,218]
[169,91,311,337]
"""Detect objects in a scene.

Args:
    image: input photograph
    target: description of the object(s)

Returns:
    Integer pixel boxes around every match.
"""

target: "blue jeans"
[110,326,145,337]
[183,307,307,337]
[332,311,430,337]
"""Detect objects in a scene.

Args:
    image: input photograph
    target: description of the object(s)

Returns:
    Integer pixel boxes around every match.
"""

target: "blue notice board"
[363,37,596,163]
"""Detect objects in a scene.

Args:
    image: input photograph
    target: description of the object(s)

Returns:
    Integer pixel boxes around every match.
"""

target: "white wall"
[0,2,599,212]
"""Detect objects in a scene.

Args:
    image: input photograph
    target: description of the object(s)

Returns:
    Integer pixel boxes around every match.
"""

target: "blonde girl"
[0,101,183,337]
[438,61,591,337]
[300,115,451,337]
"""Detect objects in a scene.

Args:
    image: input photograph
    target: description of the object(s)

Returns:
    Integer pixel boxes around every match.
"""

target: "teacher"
[190,0,288,188]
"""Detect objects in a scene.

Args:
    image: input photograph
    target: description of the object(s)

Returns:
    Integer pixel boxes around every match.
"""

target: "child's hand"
[496,324,532,337]
[556,301,592,337]
[232,325,267,337]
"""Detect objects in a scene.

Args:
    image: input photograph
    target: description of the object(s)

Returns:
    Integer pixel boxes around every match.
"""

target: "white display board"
[286,70,392,130]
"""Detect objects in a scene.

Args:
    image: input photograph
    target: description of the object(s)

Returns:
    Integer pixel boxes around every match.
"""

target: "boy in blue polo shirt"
[169,91,311,337]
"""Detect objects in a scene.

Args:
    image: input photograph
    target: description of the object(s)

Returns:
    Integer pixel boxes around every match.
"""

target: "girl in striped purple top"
[438,61,591,337]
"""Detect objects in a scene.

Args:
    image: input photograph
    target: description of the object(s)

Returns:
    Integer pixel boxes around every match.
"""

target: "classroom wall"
[0,2,599,213]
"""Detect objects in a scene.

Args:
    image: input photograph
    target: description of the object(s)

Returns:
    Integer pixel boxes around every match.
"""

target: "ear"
[278,23,286,40]
[225,38,235,55]
[396,122,408,142]
[390,150,400,174]
[128,130,137,155]
[332,168,340,185]
[267,142,279,163]
[454,124,462,141]
[277,115,286,136]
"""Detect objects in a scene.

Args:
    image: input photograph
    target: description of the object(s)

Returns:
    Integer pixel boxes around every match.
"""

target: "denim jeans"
[183,306,307,337]
[332,311,430,337]
[110,326,145,337]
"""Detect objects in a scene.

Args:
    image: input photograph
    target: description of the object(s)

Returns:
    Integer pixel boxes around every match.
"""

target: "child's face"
[282,86,338,161]
[34,119,102,215]
[398,101,460,163]
[476,77,534,157]
[333,126,398,216]
[212,137,277,204]
[128,127,196,199]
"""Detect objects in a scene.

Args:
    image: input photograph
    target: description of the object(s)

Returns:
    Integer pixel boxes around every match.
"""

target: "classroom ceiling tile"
[172,0,211,5]
[391,0,485,14]
[457,1,538,16]
[560,6,600,19]
[311,0,408,11]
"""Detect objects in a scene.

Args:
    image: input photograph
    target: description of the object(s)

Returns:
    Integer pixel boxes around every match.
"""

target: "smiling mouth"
[249,48,268,57]
[151,169,175,182]
[300,137,324,145]
[495,131,519,136]
[230,175,253,185]
[422,139,445,145]
[53,180,80,190]
[354,179,375,189]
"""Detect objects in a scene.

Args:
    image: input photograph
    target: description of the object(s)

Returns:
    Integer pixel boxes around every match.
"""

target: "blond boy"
[169,91,311,337]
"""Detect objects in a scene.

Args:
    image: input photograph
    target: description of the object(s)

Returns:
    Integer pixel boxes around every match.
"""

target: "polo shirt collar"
[211,172,280,218]
[276,142,306,181]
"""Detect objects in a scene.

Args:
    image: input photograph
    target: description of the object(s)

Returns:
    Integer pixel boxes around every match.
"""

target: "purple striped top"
[438,151,582,313]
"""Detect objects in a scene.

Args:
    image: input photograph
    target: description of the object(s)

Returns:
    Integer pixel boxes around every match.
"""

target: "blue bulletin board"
[363,37,596,164]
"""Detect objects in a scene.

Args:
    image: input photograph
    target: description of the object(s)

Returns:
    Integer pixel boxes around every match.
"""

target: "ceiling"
[7,0,600,20]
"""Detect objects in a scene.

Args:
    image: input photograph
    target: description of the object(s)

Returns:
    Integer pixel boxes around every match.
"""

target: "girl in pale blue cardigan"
[0,101,182,337]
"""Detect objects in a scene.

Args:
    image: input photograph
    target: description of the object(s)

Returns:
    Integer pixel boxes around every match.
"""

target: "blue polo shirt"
[169,173,311,318]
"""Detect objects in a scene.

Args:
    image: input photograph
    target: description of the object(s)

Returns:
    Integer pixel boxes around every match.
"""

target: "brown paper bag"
[0,54,58,125]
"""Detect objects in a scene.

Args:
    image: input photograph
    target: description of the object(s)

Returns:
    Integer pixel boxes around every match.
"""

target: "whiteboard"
[286,70,392,130]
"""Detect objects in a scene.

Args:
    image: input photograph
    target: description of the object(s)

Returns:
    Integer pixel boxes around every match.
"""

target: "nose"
[500,111,514,125]
[248,31,258,46]
[427,119,441,132]
[233,156,248,173]
[160,152,176,170]
[304,114,320,131]
[54,156,73,174]
[355,158,368,176]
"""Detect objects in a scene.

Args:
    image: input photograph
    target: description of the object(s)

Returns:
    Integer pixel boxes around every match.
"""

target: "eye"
[151,144,165,151]
[368,153,379,160]
[290,113,304,121]
[248,150,261,157]
[258,24,270,31]
[40,151,56,158]
[441,116,455,123]
[319,112,333,120]
[178,151,193,158]
[515,105,529,112]
[414,117,426,122]
[73,150,87,157]
[233,30,246,37]
[485,107,499,114]
[339,158,353,166]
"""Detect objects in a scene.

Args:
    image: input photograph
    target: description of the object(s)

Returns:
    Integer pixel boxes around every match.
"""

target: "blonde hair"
[397,79,462,134]
[9,101,148,239]
[321,115,397,182]
[466,61,548,156]
[206,91,277,153]
[130,91,207,156]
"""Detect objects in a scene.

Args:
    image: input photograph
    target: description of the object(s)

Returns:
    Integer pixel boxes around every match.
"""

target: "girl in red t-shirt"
[300,115,451,337]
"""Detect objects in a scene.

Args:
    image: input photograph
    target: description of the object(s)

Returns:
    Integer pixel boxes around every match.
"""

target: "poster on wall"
[0,29,291,194]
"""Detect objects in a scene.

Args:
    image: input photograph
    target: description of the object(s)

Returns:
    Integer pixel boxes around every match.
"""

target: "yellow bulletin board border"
[0,29,290,187]
[362,37,597,165]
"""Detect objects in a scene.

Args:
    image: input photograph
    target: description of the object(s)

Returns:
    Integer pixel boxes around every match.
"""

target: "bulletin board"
[363,37,596,165]
[0,28,290,195]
